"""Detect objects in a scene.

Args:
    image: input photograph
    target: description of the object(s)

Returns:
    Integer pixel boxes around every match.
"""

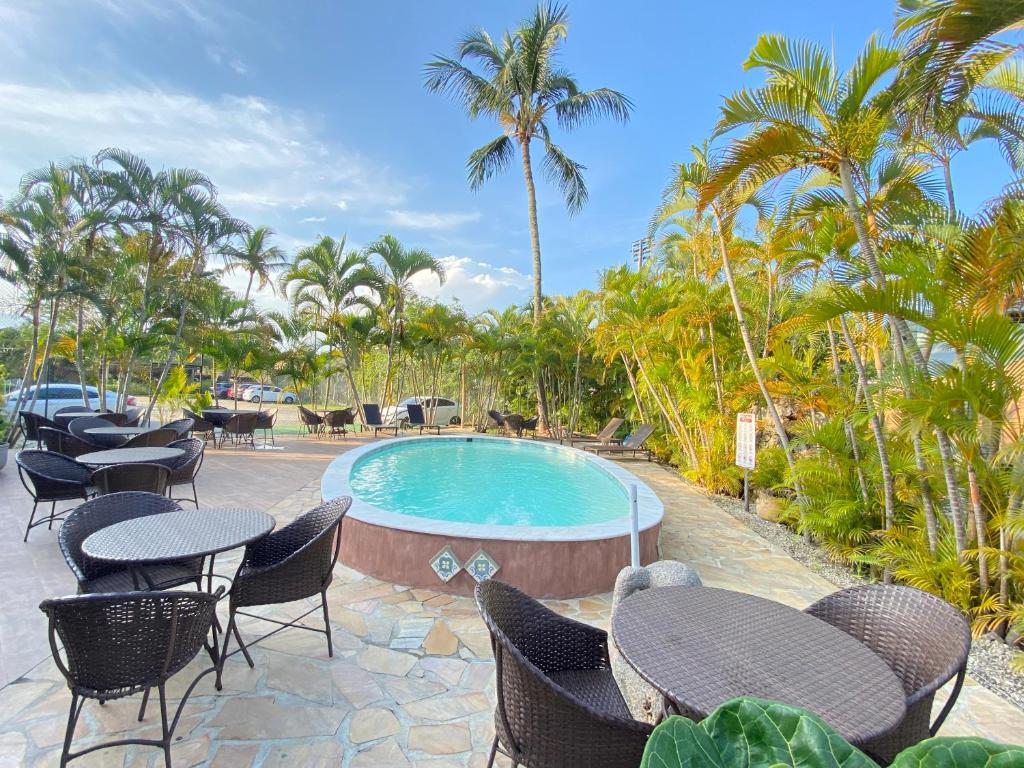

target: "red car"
[226,382,257,400]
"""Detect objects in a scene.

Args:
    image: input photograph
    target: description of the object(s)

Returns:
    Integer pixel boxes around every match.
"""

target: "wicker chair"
[298,405,324,437]
[183,409,215,444]
[92,463,171,495]
[95,411,129,426]
[40,589,219,767]
[166,438,205,506]
[40,426,102,458]
[218,412,258,449]
[161,418,194,440]
[216,496,350,689]
[123,428,177,449]
[16,450,93,542]
[805,584,972,763]
[324,408,355,438]
[255,409,278,445]
[19,410,61,448]
[504,414,526,437]
[59,492,201,593]
[487,409,506,433]
[69,416,121,448]
[54,405,95,417]
[123,407,144,428]
[476,580,653,768]
[521,416,539,438]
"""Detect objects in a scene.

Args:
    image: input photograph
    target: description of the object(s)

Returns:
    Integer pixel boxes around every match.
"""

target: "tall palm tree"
[362,234,445,408]
[425,2,632,429]
[221,226,287,320]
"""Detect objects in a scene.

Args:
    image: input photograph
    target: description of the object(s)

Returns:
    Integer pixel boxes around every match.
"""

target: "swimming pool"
[321,435,663,597]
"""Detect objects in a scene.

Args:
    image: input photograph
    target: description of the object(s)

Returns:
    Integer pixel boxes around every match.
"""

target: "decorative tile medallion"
[429,545,462,583]
[466,549,500,583]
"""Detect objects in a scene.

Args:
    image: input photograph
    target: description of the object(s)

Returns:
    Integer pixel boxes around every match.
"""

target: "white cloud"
[385,209,481,230]
[300,216,327,223]
[0,82,406,221]
[410,256,531,314]
[336,201,348,210]
[229,59,248,75]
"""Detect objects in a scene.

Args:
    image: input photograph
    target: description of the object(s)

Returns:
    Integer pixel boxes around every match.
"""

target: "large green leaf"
[889,737,1024,768]
[640,715,726,768]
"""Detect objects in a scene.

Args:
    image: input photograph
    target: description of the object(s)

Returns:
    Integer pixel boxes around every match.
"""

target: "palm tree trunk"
[6,303,40,443]
[620,352,646,422]
[519,139,551,432]
[942,156,957,221]
[27,297,61,417]
[826,323,870,508]
[708,322,725,414]
[381,304,398,408]
[75,299,89,405]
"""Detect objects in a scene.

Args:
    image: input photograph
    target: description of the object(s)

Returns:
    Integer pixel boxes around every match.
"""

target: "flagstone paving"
[0,437,1021,766]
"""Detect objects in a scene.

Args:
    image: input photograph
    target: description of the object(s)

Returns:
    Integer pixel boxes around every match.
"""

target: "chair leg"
[191,481,199,507]
[24,501,38,542]
[48,500,57,530]
[486,735,499,768]
[137,687,151,721]
[59,693,83,768]
[321,590,333,657]
[158,684,171,768]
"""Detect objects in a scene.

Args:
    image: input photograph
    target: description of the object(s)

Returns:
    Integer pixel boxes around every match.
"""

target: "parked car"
[241,384,297,404]
[212,381,232,399]
[382,396,460,427]
[226,380,258,400]
[4,383,130,417]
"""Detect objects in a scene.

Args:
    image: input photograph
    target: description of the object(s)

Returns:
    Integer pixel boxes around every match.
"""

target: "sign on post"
[735,412,756,469]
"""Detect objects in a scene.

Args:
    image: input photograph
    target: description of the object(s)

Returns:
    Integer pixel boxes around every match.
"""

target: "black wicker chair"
[40,426,102,458]
[487,409,506,433]
[16,450,93,542]
[504,414,526,437]
[92,463,171,495]
[40,589,220,767]
[59,492,201,594]
[216,496,350,690]
[805,584,972,763]
[19,410,61,448]
[476,579,653,768]
[298,405,324,437]
[166,438,205,506]
[123,428,177,449]
[218,412,258,449]
[183,409,215,444]
[163,418,194,439]
[95,411,129,426]
[521,416,539,438]
[69,416,121,449]
[255,408,278,445]
[324,408,355,439]
[123,407,144,428]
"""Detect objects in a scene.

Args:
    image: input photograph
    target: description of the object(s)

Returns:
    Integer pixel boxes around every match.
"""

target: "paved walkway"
[0,439,1020,766]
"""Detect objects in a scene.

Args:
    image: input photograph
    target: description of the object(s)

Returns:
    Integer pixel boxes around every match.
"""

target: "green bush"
[639,697,1024,768]
[749,445,788,493]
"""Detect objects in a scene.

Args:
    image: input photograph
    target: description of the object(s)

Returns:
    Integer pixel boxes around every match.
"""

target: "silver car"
[382,396,460,427]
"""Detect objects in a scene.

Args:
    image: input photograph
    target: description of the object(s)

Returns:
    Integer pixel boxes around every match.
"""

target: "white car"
[5,383,127,417]
[382,396,460,427]
[240,384,297,404]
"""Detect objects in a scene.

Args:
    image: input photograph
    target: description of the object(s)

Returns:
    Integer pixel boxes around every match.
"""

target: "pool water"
[349,438,629,527]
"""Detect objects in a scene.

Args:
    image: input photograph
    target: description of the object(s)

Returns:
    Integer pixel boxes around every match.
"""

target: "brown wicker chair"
[805,584,972,763]
[163,418,194,440]
[19,411,61,448]
[476,580,653,768]
[486,409,506,433]
[504,414,526,437]
[15,450,93,542]
[95,411,129,426]
[166,438,205,506]
[298,405,324,437]
[521,416,539,438]
[216,496,350,690]
[183,409,215,444]
[92,463,171,495]
[58,492,202,594]
[40,589,220,767]
[255,408,278,445]
[218,412,258,448]
[324,408,355,438]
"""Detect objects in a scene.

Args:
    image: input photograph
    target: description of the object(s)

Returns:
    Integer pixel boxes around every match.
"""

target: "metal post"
[744,469,750,514]
[629,483,640,568]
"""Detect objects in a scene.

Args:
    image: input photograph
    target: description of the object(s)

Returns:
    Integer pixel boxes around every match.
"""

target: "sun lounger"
[584,424,654,460]
[561,417,624,447]
[362,404,399,437]
[406,403,443,435]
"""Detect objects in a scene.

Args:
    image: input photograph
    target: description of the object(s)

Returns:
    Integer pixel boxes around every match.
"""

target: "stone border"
[320,434,663,542]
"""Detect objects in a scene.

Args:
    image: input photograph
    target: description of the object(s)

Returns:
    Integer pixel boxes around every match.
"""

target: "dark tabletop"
[611,586,906,744]
[81,508,275,563]
[84,426,153,436]
[76,447,184,466]
[54,411,99,424]
[202,409,240,426]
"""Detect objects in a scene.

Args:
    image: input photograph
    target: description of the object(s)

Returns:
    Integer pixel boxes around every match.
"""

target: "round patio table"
[84,426,153,437]
[76,447,184,467]
[201,409,236,428]
[611,586,906,745]
[53,411,99,427]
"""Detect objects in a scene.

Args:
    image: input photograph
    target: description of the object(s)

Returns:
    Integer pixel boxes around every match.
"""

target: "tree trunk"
[26,297,61,417]
[6,303,41,444]
[75,299,89,405]
[620,352,646,422]
[826,323,870,508]
[519,139,551,432]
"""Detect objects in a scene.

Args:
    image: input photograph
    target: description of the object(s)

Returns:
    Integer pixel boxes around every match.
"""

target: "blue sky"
[0,0,1013,314]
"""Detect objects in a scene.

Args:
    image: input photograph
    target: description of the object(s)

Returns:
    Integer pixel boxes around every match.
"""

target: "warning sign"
[735,412,756,469]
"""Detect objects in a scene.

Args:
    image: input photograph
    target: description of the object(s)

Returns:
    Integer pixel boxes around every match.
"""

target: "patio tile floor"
[0,435,1020,765]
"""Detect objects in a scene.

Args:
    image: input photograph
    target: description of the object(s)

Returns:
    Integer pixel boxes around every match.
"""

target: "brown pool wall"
[339,516,662,598]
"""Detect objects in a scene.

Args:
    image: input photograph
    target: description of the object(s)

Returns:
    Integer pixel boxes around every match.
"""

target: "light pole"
[631,238,651,269]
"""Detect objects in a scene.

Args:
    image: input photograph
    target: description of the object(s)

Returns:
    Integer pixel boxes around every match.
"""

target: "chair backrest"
[597,417,625,441]
[255,409,278,429]
[124,428,177,448]
[224,412,258,435]
[488,409,506,426]
[505,414,525,433]
[122,407,143,427]
[405,403,427,426]
[59,492,181,583]
[54,405,94,416]
[298,405,322,426]
[623,424,655,448]
[20,411,61,442]
[522,416,538,431]
[38,426,68,453]
[324,409,352,428]
[805,584,971,703]
[40,427,99,458]
[183,409,214,433]
[476,579,651,767]
[68,416,111,440]
[16,449,93,499]
[40,590,218,697]
[252,497,350,590]
[163,418,194,439]
[92,463,171,495]
[361,404,383,426]
[167,437,205,481]
[95,412,128,426]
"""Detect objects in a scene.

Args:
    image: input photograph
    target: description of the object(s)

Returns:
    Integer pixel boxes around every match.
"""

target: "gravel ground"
[703,489,1024,712]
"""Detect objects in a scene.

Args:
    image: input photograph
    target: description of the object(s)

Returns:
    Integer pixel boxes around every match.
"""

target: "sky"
[0,0,1014,316]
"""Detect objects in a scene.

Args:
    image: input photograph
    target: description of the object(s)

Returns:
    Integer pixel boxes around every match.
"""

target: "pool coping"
[320,434,664,542]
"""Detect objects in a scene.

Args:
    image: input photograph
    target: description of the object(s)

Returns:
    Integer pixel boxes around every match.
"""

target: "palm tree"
[362,234,445,408]
[221,226,287,322]
[425,2,632,429]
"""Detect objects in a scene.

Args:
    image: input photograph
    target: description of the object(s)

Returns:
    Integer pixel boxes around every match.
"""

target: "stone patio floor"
[0,434,1021,766]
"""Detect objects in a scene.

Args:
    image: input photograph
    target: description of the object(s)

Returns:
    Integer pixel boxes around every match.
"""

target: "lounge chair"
[584,424,654,460]
[561,417,624,447]
[361,404,398,437]
[405,403,442,435]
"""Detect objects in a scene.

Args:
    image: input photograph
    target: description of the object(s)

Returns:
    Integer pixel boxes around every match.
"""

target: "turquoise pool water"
[349,438,629,527]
